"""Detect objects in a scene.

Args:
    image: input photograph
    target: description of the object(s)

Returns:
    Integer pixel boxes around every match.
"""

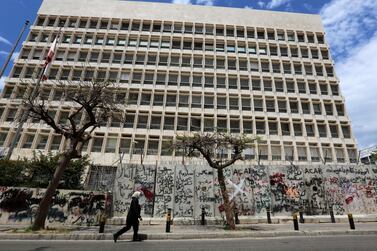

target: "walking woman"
[113,191,143,242]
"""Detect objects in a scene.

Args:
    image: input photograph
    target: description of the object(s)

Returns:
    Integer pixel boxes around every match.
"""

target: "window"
[117,37,126,46]
[105,138,117,153]
[174,23,182,33]
[150,115,161,129]
[256,121,265,134]
[277,32,285,41]
[257,30,265,39]
[63,35,71,44]
[79,19,88,28]
[106,37,115,46]
[293,123,303,136]
[252,79,261,91]
[191,95,202,108]
[89,20,98,29]
[91,137,104,152]
[179,94,189,107]
[84,36,93,45]
[204,96,214,109]
[137,115,149,129]
[164,116,175,130]
[124,113,135,128]
[95,37,104,45]
[254,98,263,111]
[128,38,137,47]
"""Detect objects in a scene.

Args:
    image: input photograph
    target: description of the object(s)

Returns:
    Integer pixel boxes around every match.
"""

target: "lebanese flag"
[42,36,58,80]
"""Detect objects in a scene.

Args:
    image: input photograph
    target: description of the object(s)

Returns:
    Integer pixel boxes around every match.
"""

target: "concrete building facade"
[0,0,358,167]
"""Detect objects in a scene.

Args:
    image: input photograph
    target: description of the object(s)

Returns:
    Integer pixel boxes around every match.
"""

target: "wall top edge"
[38,0,324,32]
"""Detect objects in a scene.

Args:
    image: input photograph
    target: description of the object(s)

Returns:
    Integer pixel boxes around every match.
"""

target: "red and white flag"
[42,35,59,80]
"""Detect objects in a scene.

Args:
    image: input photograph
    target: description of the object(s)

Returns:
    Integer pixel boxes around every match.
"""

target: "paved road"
[1,235,376,251]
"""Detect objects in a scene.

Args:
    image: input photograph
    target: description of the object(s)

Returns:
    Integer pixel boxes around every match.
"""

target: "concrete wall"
[113,163,377,220]
[39,0,324,32]
[0,187,106,226]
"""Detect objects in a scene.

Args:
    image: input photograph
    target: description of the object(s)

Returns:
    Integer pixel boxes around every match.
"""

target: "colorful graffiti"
[113,164,377,220]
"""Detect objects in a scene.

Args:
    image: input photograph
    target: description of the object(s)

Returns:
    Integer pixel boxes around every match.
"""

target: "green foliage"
[0,159,25,186]
[0,152,89,189]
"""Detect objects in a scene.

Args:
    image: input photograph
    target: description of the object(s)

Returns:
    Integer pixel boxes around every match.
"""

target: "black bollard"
[299,211,305,224]
[293,213,299,231]
[330,207,336,223]
[348,213,355,230]
[99,221,105,233]
[234,207,240,225]
[201,207,206,225]
[267,208,272,224]
[166,208,172,233]
[98,209,106,233]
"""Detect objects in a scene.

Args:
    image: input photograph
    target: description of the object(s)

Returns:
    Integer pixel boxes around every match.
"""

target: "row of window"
[1,88,346,117]
[22,47,334,78]
[28,31,329,59]
[0,129,356,163]
[11,65,338,96]
[3,80,343,112]
[35,15,326,44]
[0,104,351,139]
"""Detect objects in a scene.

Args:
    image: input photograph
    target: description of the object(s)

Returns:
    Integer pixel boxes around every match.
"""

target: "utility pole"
[0,20,30,79]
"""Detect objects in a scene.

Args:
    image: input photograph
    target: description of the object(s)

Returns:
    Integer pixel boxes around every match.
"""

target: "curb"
[0,230,376,241]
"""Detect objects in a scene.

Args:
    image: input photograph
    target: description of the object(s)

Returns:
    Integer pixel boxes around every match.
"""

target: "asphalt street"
[1,235,377,251]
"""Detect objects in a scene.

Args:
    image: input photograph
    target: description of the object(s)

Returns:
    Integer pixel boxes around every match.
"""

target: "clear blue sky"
[0,0,376,149]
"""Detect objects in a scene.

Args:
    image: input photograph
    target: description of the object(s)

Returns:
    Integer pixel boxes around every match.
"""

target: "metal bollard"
[99,211,106,233]
[299,211,305,224]
[234,207,240,225]
[293,213,299,231]
[99,222,105,233]
[166,208,172,233]
[330,206,336,223]
[201,207,206,225]
[266,207,272,224]
[348,213,355,230]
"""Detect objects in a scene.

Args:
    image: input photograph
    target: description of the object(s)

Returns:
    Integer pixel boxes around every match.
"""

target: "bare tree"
[22,80,124,230]
[174,132,257,230]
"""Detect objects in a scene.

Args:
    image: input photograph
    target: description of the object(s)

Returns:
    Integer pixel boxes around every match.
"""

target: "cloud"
[256,0,291,9]
[172,0,192,4]
[257,1,266,8]
[0,50,20,62]
[0,77,5,90]
[0,36,12,46]
[321,0,377,149]
[320,0,377,60]
[196,0,214,6]
[336,34,377,148]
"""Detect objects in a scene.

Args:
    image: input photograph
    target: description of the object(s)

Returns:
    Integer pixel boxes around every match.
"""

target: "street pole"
[0,20,30,79]
[5,65,46,160]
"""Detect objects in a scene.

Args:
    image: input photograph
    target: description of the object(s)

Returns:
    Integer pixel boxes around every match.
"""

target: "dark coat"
[126,197,141,224]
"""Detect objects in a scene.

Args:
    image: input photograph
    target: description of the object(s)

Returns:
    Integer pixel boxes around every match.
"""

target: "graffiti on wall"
[112,164,377,220]
[0,187,105,226]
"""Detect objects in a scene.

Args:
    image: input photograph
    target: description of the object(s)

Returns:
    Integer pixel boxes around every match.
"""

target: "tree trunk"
[217,168,235,230]
[31,151,73,231]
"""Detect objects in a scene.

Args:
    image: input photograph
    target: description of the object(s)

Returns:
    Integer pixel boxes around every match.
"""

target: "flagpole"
[0,20,30,79]
[5,30,61,160]
[5,66,46,160]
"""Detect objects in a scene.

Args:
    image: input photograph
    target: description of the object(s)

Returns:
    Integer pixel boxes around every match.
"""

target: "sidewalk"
[0,222,376,241]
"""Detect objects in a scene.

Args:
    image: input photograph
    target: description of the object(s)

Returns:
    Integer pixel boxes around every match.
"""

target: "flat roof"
[39,0,324,32]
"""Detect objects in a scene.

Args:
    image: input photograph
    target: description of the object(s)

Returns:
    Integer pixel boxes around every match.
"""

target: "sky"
[0,0,376,149]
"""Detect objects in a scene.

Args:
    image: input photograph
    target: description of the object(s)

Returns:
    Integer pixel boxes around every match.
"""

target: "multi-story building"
[0,0,358,167]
